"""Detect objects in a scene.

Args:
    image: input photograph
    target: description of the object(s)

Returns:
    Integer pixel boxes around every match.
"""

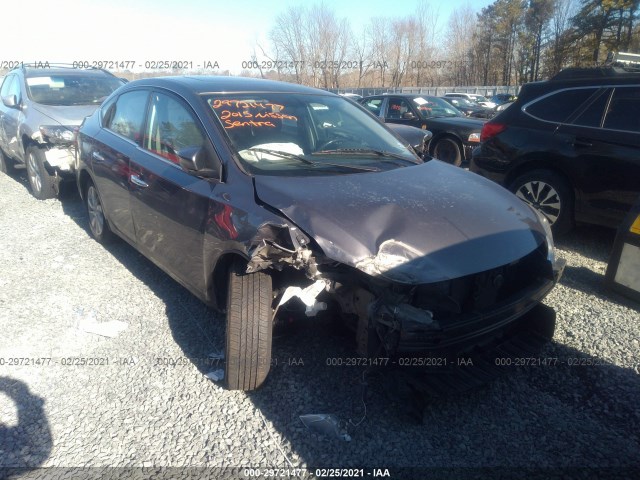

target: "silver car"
[0,65,123,199]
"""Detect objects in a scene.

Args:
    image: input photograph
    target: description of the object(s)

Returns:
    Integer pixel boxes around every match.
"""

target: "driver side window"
[143,93,205,164]
[385,99,410,119]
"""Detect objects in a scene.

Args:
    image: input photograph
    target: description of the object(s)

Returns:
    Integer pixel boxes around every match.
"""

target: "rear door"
[128,90,218,294]
[556,85,640,227]
[91,89,150,242]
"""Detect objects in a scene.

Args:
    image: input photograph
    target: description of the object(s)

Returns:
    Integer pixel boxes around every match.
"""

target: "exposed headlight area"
[39,125,76,145]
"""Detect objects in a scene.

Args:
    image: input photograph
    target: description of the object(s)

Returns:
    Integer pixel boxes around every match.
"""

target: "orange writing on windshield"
[211,99,298,129]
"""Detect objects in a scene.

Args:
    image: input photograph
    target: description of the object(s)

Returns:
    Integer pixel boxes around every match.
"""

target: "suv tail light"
[480,122,507,142]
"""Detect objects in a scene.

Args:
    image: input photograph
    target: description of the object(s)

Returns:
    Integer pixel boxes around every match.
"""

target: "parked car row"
[358,94,485,166]
[1,67,564,392]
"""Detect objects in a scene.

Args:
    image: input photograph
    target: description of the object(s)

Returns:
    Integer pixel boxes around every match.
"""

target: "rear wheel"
[432,137,462,166]
[85,181,114,243]
[509,169,573,235]
[225,260,273,390]
[25,146,56,200]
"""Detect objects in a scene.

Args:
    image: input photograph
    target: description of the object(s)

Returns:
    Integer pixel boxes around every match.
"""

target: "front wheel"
[432,137,462,166]
[225,260,273,391]
[509,169,573,235]
[25,146,56,200]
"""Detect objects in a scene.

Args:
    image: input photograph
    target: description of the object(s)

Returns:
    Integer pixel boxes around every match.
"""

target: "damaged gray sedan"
[76,76,564,390]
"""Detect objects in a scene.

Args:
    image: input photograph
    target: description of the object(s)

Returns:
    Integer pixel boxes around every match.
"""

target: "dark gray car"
[0,65,123,198]
[76,76,564,391]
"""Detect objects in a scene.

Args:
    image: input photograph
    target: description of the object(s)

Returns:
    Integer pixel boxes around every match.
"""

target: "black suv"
[0,65,123,198]
[471,67,640,234]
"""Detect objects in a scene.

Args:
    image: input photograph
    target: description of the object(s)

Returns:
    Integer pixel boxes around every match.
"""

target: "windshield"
[473,95,489,103]
[412,96,463,119]
[26,74,124,106]
[204,93,420,176]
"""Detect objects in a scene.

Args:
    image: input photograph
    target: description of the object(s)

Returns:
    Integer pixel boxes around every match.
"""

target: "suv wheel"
[432,137,462,166]
[509,169,573,235]
[0,150,14,174]
[25,146,56,200]
[85,181,113,243]
[225,259,273,391]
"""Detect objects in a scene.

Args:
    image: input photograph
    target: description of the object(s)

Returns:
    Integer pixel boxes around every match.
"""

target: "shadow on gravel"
[241,319,640,478]
[3,165,80,202]
[0,377,52,472]
[555,225,616,263]
[561,265,639,313]
[57,199,639,478]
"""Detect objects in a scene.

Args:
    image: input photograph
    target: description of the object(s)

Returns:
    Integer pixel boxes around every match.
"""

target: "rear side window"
[603,87,640,133]
[104,90,149,143]
[571,89,610,128]
[525,88,597,123]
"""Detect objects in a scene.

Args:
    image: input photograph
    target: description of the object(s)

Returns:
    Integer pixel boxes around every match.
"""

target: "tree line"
[248,0,639,88]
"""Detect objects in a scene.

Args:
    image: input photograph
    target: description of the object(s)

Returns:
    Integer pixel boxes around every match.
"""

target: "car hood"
[254,161,547,284]
[31,104,100,126]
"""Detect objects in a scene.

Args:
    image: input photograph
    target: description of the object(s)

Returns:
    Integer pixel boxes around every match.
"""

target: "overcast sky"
[8,0,493,73]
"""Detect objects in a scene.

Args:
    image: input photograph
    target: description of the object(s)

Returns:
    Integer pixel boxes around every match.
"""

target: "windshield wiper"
[315,148,419,164]
[246,147,380,172]
[247,148,315,165]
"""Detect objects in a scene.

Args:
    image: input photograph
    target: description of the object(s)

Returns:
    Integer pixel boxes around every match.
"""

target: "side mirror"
[402,111,416,120]
[177,146,219,179]
[2,95,18,108]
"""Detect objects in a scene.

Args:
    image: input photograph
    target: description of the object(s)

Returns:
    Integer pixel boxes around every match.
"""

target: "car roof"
[518,67,640,102]
[122,75,333,96]
[21,68,116,78]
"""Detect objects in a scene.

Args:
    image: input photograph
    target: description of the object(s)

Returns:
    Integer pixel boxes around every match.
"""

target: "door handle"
[130,174,149,188]
[92,151,105,162]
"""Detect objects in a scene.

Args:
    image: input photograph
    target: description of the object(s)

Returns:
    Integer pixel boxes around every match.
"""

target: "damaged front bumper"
[43,146,76,176]
[246,219,565,362]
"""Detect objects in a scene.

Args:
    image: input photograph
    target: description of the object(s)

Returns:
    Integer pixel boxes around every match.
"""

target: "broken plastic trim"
[299,414,352,442]
[275,279,328,317]
[246,223,318,277]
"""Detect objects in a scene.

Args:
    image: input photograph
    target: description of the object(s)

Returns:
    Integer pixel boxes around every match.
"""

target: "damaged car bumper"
[43,146,75,175]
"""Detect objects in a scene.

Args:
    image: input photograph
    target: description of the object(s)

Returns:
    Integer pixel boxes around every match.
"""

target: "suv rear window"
[525,88,597,123]
[603,87,640,132]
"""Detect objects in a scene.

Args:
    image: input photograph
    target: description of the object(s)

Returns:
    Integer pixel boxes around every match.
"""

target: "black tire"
[0,150,14,174]
[25,146,56,200]
[225,260,273,391]
[509,169,573,235]
[432,137,462,166]
[85,180,114,243]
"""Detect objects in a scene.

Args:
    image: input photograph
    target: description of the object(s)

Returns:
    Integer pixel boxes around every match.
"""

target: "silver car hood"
[254,161,547,284]
[30,104,99,126]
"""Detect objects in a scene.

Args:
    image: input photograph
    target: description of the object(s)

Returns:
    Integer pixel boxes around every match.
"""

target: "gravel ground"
[0,168,639,480]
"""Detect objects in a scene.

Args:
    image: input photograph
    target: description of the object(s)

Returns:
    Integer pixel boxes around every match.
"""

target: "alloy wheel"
[87,186,104,237]
[27,152,42,194]
[515,181,561,225]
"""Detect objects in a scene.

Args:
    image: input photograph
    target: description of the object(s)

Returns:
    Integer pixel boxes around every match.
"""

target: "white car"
[444,92,496,109]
